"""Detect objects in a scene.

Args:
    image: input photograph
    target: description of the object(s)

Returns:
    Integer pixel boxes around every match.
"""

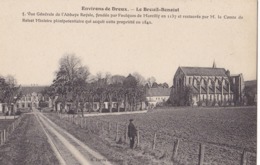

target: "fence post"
[125,123,128,142]
[87,119,89,129]
[81,118,83,128]
[96,121,99,134]
[3,129,6,143]
[12,123,15,132]
[152,133,157,150]
[101,122,104,134]
[108,122,111,135]
[240,149,247,165]
[0,131,2,145]
[116,123,119,141]
[172,139,179,162]
[137,127,140,147]
[199,143,205,165]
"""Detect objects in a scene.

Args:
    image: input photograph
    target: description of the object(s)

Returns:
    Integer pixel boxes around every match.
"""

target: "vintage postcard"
[0,0,257,164]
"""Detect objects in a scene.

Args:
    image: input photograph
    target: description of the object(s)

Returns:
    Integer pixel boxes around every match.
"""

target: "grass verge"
[0,114,59,165]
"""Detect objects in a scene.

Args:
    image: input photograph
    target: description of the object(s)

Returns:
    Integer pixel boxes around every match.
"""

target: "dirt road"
[34,109,112,165]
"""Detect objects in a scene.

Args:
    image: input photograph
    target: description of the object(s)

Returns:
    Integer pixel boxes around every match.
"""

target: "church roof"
[180,67,227,77]
[20,86,46,95]
[146,87,171,97]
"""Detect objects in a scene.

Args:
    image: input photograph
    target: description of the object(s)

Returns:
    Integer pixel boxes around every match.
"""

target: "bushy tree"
[0,76,22,114]
[172,86,193,106]
[244,85,257,105]
[52,54,90,113]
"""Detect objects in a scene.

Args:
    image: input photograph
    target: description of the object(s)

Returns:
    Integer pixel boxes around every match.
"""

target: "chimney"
[212,60,217,68]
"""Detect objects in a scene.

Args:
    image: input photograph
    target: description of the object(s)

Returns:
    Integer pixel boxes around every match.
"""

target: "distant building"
[16,85,51,109]
[171,62,244,106]
[146,87,171,107]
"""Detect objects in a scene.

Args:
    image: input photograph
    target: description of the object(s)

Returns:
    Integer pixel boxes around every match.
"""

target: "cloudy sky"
[0,0,256,86]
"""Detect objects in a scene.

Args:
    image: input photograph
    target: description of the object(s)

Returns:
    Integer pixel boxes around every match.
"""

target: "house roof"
[180,67,227,77]
[146,87,171,97]
[245,80,257,87]
[20,86,46,95]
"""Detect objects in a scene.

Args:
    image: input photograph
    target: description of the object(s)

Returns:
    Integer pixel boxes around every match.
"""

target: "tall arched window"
[194,79,197,86]
[215,79,219,87]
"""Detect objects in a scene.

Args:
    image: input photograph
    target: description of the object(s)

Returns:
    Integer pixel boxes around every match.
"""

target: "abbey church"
[171,62,244,106]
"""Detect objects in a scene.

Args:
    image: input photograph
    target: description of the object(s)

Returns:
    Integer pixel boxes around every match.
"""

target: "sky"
[0,0,257,86]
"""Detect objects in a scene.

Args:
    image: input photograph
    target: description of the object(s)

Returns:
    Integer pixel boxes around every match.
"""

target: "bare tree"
[147,76,156,88]
[132,72,146,86]
[109,75,125,84]
[94,72,111,113]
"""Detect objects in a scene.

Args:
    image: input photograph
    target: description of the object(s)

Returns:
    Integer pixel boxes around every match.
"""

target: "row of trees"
[0,75,22,114]
[43,54,170,115]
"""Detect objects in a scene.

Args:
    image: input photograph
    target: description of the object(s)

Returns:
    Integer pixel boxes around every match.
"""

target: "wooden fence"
[59,114,256,165]
[0,115,23,146]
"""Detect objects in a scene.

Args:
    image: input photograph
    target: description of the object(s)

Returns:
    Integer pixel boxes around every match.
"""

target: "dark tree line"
[42,54,147,115]
[0,75,22,114]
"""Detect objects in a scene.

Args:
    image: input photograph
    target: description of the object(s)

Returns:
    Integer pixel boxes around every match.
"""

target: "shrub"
[218,101,223,107]
[197,101,206,106]
[212,100,217,106]
[223,101,228,107]
[67,110,77,114]
[201,101,206,106]
[15,110,22,115]
[102,108,109,113]
[197,101,202,106]
[206,100,213,106]
[228,100,234,106]
[39,101,49,108]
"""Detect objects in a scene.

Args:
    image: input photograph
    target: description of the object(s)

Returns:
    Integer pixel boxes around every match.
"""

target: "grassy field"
[0,114,59,165]
[89,106,256,165]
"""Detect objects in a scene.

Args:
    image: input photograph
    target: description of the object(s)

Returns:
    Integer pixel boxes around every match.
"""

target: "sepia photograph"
[0,0,257,164]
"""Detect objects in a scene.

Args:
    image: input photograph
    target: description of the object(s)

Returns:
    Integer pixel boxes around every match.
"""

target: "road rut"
[34,110,112,165]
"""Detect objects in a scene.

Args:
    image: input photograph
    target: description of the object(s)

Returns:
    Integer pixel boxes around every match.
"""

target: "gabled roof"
[20,86,46,95]
[180,67,227,77]
[146,87,171,97]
